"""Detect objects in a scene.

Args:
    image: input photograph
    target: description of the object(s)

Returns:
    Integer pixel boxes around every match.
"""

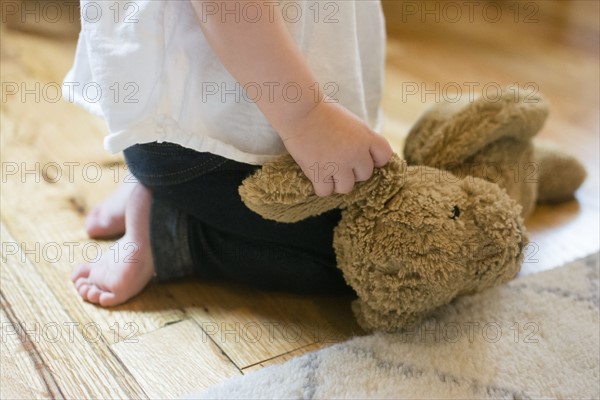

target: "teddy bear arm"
[533,140,587,203]
[238,154,346,222]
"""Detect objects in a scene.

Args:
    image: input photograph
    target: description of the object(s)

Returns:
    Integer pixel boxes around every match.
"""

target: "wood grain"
[0,225,146,399]
[111,320,241,398]
[0,306,53,399]
[242,342,328,374]
[164,280,360,369]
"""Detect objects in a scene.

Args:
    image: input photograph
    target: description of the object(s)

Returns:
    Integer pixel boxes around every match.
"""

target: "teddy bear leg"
[351,299,423,333]
[533,140,587,203]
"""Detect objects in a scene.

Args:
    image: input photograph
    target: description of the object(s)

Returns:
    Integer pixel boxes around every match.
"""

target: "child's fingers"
[353,157,374,182]
[370,135,393,168]
[312,177,335,197]
[334,168,356,194]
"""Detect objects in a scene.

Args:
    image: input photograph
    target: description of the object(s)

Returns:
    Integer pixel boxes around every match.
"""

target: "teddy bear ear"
[404,85,549,168]
[238,154,346,223]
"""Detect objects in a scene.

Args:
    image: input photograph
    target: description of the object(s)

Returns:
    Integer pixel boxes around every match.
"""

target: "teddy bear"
[237,86,585,332]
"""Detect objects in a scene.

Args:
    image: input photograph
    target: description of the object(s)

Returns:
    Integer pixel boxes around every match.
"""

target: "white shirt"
[63,0,386,165]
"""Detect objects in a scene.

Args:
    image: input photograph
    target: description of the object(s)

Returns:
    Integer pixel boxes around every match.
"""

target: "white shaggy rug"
[189,253,599,399]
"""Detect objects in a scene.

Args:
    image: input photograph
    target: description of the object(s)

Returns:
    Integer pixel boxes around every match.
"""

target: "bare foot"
[72,183,155,306]
[85,179,137,239]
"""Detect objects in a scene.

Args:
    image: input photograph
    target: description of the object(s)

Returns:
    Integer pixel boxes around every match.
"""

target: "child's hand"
[192,1,391,195]
[281,101,393,197]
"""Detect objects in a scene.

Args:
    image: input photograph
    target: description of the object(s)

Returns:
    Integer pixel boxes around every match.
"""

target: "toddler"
[66,0,392,306]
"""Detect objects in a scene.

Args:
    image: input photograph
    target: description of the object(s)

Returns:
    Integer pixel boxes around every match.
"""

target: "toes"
[85,208,103,236]
[73,278,108,305]
[99,292,119,307]
[86,208,126,239]
[85,206,100,225]
[78,282,91,298]
[74,277,90,291]
[86,286,103,304]
[71,264,91,282]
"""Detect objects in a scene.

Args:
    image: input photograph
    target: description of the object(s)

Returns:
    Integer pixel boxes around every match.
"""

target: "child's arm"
[192,1,392,196]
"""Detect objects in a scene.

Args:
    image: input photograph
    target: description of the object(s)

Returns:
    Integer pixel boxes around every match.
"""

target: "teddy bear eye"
[450,205,461,220]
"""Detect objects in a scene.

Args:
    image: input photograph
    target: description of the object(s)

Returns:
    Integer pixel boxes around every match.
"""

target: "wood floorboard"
[1,225,147,399]
[111,320,242,398]
[0,301,55,399]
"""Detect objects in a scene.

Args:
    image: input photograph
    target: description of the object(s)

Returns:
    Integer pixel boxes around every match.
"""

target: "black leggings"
[123,142,352,295]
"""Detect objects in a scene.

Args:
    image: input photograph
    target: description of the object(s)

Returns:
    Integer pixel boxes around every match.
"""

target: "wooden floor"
[1,1,598,398]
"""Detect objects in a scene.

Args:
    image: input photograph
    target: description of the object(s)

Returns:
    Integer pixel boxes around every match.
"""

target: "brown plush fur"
[238,86,585,332]
[404,86,586,218]
[533,139,588,203]
[239,154,526,332]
